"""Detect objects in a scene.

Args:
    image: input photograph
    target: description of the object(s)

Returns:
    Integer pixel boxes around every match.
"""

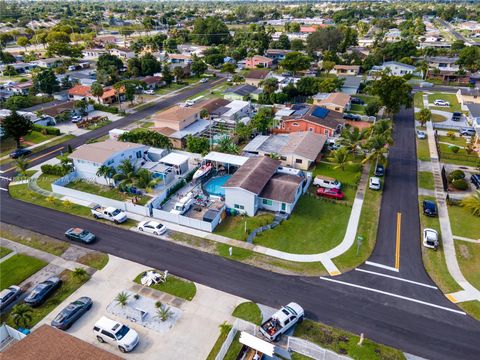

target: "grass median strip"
[134,270,196,301]
[418,171,435,191]
[0,246,13,258]
[0,254,47,290]
[206,323,232,360]
[77,252,109,270]
[232,301,262,325]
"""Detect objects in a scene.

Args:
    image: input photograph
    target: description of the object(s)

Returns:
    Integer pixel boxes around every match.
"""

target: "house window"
[292,122,299,127]
[280,156,287,161]
[234,204,244,210]
[107,160,114,165]
[281,203,286,211]
[262,199,273,206]
[309,127,313,132]
[295,158,303,164]
[136,151,142,158]
[324,129,329,135]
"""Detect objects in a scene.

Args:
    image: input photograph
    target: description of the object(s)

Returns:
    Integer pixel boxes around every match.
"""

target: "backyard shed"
[159,152,191,175]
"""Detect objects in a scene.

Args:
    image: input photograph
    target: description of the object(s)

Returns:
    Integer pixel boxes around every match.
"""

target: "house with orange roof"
[245,55,273,69]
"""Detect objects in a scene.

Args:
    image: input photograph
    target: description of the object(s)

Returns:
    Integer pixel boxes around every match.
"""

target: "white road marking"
[365,261,399,272]
[355,268,438,289]
[0,176,11,180]
[319,277,466,315]
[0,187,8,192]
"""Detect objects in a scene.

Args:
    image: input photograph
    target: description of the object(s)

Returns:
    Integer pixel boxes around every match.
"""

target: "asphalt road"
[0,76,226,175]
[1,105,480,359]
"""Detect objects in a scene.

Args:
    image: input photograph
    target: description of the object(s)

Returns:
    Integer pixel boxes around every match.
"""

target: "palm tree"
[362,134,389,167]
[461,191,480,216]
[96,165,116,185]
[155,305,173,322]
[11,304,33,328]
[115,291,130,308]
[15,157,29,176]
[135,169,158,190]
[113,160,136,189]
[339,127,365,157]
[73,267,89,280]
[328,147,351,171]
[417,108,432,128]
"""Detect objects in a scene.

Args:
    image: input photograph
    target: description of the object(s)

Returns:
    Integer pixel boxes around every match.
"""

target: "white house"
[223,156,305,216]
[69,140,149,185]
[371,61,420,77]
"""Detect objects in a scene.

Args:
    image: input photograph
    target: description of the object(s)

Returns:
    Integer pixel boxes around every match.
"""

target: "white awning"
[160,152,190,166]
[239,332,274,357]
[203,151,248,167]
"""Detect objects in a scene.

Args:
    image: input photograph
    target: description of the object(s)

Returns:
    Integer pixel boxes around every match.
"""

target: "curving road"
[1,106,479,359]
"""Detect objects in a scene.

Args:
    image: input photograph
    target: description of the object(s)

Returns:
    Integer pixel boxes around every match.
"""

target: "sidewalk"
[27,164,371,276]
[425,121,480,303]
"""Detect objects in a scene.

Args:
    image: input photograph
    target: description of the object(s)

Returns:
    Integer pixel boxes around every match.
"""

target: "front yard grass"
[454,240,480,291]
[447,204,480,240]
[2,269,90,329]
[418,171,435,190]
[349,104,365,115]
[437,135,466,147]
[206,323,232,360]
[232,302,262,325]
[438,143,479,167]
[416,138,431,161]
[413,92,424,109]
[0,254,48,290]
[86,119,112,130]
[313,162,362,187]
[0,246,13,258]
[427,93,461,113]
[77,252,109,270]
[66,180,150,205]
[134,270,196,301]
[215,214,275,241]
[1,223,70,256]
[0,131,56,158]
[294,319,405,360]
[36,174,62,192]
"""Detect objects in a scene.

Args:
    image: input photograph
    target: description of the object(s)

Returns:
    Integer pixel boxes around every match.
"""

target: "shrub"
[32,124,61,136]
[450,146,460,154]
[41,164,71,176]
[451,179,468,191]
[93,103,119,114]
[447,131,456,139]
[448,169,465,183]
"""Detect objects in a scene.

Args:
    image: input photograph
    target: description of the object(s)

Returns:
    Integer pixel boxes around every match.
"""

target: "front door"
[281,203,286,211]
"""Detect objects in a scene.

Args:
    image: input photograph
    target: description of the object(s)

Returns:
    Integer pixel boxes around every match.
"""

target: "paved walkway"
[424,121,480,303]
[27,164,371,276]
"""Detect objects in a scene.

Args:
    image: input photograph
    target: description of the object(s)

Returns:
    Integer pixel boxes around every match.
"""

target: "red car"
[316,187,344,200]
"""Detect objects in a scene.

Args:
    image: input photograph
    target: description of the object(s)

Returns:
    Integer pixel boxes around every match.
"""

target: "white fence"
[151,206,224,233]
[288,337,352,360]
[215,319,258,360]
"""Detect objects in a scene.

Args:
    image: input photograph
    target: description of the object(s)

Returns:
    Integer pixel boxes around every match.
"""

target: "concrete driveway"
[35,255,242,360]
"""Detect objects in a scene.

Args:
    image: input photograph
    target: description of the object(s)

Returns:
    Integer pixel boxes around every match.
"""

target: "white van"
[93,316,139,353]
[313,176,341,189]
[170,193,194,215]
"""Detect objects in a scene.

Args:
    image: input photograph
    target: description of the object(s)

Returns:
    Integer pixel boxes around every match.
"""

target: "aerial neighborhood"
[0,1,479,360]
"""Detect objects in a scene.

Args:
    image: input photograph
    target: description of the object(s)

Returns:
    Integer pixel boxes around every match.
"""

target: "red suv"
[317,187,344,200]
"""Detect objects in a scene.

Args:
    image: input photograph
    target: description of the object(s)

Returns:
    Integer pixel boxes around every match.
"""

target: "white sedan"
[369,177,381,191]
[423,228,439,250]
[433,99,450,107]
[137,221,167,236]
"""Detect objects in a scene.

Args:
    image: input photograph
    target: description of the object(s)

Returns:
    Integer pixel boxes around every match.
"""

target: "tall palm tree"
[461,191,480,216]
[328,147,351,171]
[362,134,389,166]
[96,165,116,185]
[135,169,158,190]
[11,304,33,328]
[339,127,365,157]
[15,157,29,176]
[113,159,137,189]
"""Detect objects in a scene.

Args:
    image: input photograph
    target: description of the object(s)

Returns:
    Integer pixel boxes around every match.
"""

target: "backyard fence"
[215,319,258,360]
[151,205,224,233]
[288,337,352,360]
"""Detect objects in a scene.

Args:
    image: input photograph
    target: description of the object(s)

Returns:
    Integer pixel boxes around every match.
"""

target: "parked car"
[343,113,361,121]
[65,228,96,244]
[369,177,381,190]
[143,89,154,95]
[93,316,140,353]
[137,220,167,235]
[471,174,480,189]
[200,78,208,83]
[419,81,433,88]
[0,286,21,310]
[350,97,365,105]
[170,193,194,215]
[460,128,475,136]
[9,148,31,159]
[51,297,93,330]
[71,115,83,123]
[374,164,385,177]
[422,200,438,217]
[451,112,462,121]
[316,187,344,200]
[433,99,450,107]
[423,228,439,250]
[313,176,342,190]
[185,100,195,107]
[24,276,62,307]
[416,130,426,139]
[260,303,304,342]
[91,205,127,224]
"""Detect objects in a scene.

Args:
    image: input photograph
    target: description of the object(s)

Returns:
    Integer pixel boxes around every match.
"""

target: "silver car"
[0,285,21,310]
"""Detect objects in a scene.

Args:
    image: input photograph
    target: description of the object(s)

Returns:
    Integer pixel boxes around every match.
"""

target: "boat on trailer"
[192,163,213,180]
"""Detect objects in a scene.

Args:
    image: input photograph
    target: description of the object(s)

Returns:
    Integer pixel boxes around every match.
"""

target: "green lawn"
[216,243,253,261]
[66,180,150,205]
[313,162,362,187]
[2,270,90,329]
[77,252,109,270]
[355,94,380,107]
[294,319,405,360]
[447,204,480,239]
[36,174,62,192]
[455,240,480,291]
[416,138,431,161]
[215,214,275,241]
[0,131,56,157]
[139,121,154,128]
[232,302,262,325]
[427,93,461,113]
[413,92,424,109]
[0,254,48,290]
[0,246,12,259]
[223,333,243,360]
[418,171,435,190]
[134,270,196,301]
[206,323,232,360]
[292,353,314,360]
[415,112,447,123]
[438,144,479,167]
[458,301,480,321]
[334,187,382,271]
[437,135,466,147]
[349,104,365,115]
[419,196,462,294]
[86,119,112,131]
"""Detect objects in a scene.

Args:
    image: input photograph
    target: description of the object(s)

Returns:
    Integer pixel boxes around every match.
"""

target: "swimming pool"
[204,175,231,197]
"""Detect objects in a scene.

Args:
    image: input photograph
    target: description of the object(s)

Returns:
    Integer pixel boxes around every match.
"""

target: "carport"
[203,151,248,173]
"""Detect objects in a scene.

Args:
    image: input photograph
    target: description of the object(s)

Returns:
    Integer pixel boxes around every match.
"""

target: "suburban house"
[313,92,351,113]
[245,69,271,87]
[279,105,344,137]
[425,56,469,84]
[82,48,108,59]
[109,48,135,60]
[23,100,88,120]
[177,44,207,57]
[68,84,124,104]
[265,49,292,63]
[245,55,273,69]
[339,76,363,95]
[0,109,55,126]
[168,53,192,64]
[331,65,361,76]
[243,131,327,170]
[465,104,480,145]
[94,34,119,46]
[224,84,262,101]
[371,61,420,77]
[206,99,253,123]
[223,156,305,216]
[0,62,38,75]
[426,56,460,72]
[456,88,480,106]
[68,84,91,101]
[384,28,402,42]
[141,76,165,89]
[69,139,149,185]
[33,58,63,69]
[9,81,34,95]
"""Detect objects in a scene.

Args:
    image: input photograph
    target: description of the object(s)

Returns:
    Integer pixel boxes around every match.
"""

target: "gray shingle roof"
[259,173,303,203]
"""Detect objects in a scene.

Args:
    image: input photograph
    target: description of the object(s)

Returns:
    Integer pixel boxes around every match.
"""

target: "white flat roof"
[204,151,249,167]
[242,135,270,152]
[239,332,274,357]
[160,152,190,166]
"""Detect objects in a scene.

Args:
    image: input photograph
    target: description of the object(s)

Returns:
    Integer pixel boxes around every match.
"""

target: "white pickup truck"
[260,303,304,341]
[91,205,128,224]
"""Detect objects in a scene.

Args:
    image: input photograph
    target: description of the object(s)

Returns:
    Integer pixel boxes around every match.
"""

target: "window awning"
[239,332,274,357]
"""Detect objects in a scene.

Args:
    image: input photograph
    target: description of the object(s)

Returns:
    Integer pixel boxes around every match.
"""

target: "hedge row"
[93,103,119,114]
[32,124,61,136]
[40,164,70,176]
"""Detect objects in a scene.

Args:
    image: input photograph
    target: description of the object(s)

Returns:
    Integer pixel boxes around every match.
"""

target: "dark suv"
[24,276,62,307]
[471,174,480,189]
[451,112,462,121]
[9,148,32,159]
[422,200,438,217]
